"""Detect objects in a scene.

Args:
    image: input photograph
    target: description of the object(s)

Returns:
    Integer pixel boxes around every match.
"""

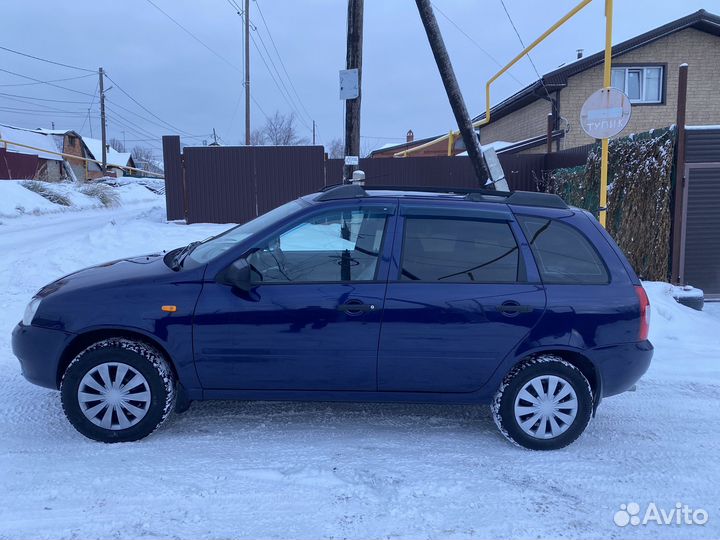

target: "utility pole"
[212,128,219,144]
[344,0,363,181]
[414,0,488,185]
[98,67,107,174]
[244,0,251,145]
[312,120,316,145]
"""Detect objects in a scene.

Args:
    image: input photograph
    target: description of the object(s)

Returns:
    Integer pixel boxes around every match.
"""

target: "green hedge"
[543,127,675,281]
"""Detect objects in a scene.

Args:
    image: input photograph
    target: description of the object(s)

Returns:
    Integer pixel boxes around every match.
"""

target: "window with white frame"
[611,66,663,104]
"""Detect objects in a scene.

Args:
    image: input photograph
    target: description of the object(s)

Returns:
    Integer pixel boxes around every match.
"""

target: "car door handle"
[495,304,533,313]
[337,302,376,313]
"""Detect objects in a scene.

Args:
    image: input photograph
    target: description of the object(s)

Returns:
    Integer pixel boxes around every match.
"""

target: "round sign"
[580,87,632,139]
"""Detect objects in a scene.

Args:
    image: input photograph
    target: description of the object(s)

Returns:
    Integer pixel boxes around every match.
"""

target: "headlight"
[22,297,42,326]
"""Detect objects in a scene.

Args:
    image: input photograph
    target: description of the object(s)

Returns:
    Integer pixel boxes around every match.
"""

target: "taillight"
[635,285,650,341]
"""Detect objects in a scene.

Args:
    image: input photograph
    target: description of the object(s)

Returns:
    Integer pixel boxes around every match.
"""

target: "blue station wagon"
[12,184,652,450]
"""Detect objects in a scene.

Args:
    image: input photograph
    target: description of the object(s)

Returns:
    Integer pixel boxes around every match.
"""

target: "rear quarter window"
[517,215,609,284]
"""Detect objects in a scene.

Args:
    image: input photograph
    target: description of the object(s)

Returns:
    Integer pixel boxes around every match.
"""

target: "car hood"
[38,253,172,297]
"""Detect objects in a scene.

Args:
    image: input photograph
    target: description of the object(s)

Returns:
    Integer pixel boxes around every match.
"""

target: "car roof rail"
[315,183,568,209]
[315,183,367,201]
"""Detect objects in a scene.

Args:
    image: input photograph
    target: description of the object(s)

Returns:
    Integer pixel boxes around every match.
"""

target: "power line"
[253,0,314,125]
[0,68,96,97]
[0,91,91,104]
[0,94,89,113]
[0,73,95,88]
[0,45,96,73]
[497,0,551,98]
[0,106,91,116]
[430,2,525,87]
[79,81,99,135]
[145,0,241,73]
[103,73,194,135]
[249,28,310,130]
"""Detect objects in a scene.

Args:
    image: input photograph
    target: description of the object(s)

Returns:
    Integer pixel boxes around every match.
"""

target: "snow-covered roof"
[0,123,63,161]
[457,140,515,156]
[82,137,133,168]
[34,128,75,136]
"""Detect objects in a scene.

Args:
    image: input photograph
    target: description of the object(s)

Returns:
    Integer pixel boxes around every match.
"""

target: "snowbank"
[0,181,59,216]
[0,180,162,218]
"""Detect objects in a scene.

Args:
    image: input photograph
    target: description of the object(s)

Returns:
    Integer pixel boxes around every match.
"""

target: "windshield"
[183,200,305,267]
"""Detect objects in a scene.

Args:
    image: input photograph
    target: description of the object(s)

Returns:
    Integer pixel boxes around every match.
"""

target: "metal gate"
[681,164,720,297]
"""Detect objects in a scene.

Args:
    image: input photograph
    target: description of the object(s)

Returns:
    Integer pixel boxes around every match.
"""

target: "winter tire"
[492,355,593,450]
[61,338,176,442]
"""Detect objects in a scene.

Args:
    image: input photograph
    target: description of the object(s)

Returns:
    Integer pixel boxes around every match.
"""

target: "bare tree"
[249,128,266,146]
[132,145,162,175]
[252,111,309,146]
[109,138,126,153]
[325,138,344,158]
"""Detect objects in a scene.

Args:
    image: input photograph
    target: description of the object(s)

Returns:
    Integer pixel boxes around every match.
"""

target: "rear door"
[378,203,546,393]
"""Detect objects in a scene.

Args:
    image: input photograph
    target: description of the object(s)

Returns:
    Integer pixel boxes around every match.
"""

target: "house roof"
[0,123,63,161]
[82,137,133,168]
[472,9,720,124]
[368,134,442,157]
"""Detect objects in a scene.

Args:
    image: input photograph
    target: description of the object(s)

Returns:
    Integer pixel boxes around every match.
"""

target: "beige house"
[478,9,720,153]
[384,9,720,158]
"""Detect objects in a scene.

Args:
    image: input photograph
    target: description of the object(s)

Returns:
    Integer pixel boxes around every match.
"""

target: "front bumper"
[11,323,74,390]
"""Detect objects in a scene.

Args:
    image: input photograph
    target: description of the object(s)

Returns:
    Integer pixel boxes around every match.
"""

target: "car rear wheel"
[492,355,593,450]
[60,338,176,442]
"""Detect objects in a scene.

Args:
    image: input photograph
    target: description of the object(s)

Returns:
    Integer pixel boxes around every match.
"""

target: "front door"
[378,208,546,392]
[193,203,396,391]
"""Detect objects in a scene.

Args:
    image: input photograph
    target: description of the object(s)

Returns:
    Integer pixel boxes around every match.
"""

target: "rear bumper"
[11,323,74,390]
[594,340,653,398]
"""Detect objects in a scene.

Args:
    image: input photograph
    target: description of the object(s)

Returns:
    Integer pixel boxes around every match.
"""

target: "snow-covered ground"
[0,197,718,539]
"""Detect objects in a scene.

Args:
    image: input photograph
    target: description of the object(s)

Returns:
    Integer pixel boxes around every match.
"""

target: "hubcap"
[514,375,578,439]
[77,362,151,430]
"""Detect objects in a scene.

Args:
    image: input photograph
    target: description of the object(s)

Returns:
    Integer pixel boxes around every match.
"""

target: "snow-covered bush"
[79,183,120,207]
[21,180,72,207]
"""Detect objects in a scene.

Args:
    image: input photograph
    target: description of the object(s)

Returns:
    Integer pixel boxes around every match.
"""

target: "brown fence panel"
[255,146,326,215]
[183,146,256,224]
[162,140,593,224]
[162,136,185,221]
[327,156,481,188]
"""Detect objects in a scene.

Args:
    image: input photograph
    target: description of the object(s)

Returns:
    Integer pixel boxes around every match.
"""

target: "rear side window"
[517,216,608,284]
[400,217,518,282]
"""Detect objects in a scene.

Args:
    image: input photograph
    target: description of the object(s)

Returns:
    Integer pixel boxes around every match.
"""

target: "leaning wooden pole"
[414,0,489,185]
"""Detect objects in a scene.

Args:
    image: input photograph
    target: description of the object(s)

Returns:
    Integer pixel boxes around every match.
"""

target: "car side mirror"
[217,258,253,291]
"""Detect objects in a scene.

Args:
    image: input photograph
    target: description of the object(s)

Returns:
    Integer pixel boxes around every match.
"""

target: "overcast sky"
[0,0,711,157]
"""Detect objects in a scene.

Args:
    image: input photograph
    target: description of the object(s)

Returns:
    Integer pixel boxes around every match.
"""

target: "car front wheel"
[492,355,593,450]
[60,338,176,442]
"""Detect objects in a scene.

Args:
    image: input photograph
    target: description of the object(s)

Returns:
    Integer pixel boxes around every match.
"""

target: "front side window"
[247,208,388,283]
[611,66,663,104]
[517,216,608,284]
[400,217,519,282]
[185,200,305,266]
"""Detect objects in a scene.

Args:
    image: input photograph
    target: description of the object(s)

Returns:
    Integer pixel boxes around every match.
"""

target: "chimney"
[576,49,584,59]
[406,129,414,143]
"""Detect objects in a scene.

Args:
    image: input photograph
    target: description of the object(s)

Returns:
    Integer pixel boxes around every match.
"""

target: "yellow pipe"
[0,138,164,177]
[395,0,593,157]
[599,0,613,228]
[447,130,455,156]
[477,0,592,127]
